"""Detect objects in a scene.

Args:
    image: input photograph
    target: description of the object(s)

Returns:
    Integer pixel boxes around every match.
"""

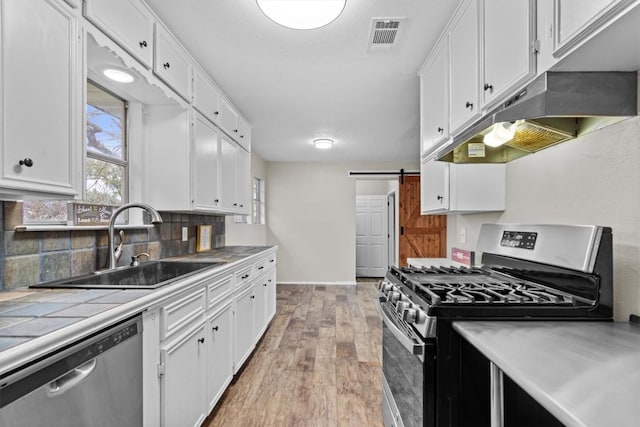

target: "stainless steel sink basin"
[30,261,226,290]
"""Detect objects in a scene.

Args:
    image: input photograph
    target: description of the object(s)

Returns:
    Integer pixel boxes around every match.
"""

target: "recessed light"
[256,0,346,30]
[313,138,334,149]
[102,68,135,83]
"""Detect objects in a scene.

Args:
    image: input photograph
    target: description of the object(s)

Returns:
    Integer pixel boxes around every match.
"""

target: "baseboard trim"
[277,281,357,286]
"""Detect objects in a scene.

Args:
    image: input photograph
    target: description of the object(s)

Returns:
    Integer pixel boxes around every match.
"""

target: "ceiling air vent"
[368,18,404,50]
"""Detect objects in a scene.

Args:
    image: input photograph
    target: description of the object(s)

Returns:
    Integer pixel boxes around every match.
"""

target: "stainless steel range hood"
[434,72,638,163]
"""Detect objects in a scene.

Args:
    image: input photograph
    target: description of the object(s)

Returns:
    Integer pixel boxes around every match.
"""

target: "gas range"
[379,223,613,427]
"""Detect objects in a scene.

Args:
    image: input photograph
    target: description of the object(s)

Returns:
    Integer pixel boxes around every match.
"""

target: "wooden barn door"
[398,175,447,266]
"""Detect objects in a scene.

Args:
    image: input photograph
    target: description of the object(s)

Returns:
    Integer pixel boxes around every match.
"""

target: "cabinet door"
[161,323,207,427]
[266,268,277,323]
[420,159,449,214]
[450,0,480,133]
[84,0,154,67]
[1,0,80,198]
[254,277,268,340]
[219,137,237,211]
[236,117,252,151]
[482,0,535,107]
[420,41,448,157]
[154,25,192,100]
[192,113,221,211]
[233,286,255,373]
[206,303,233,412]
[235,148,251,215]
[218,97,238,137]
[193,70,222,125]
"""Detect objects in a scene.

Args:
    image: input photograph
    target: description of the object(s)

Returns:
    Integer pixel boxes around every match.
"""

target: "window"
[234,177,265,225]
[23,82,128,224]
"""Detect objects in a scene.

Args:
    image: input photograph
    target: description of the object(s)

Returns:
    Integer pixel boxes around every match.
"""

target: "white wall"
[225,152,268,246]
[266,161,417,284]
[449,116,640,320]
[355,179,394,195]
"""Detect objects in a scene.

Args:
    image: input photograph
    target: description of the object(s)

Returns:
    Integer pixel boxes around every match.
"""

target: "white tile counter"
[453,321,640,427]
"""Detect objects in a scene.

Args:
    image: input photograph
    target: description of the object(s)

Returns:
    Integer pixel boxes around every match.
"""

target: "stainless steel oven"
[378,223,613,427]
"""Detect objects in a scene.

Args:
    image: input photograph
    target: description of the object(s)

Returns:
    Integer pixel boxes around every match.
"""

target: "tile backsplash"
[0,202,225,291]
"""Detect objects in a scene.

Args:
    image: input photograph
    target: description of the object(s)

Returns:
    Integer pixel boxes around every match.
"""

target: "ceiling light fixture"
[313,138,334,149]
[256,0,346,30]
[483,121,521,147]
[102,67,135,83]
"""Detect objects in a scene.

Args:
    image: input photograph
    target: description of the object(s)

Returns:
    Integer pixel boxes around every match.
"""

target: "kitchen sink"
[30,261,226,290]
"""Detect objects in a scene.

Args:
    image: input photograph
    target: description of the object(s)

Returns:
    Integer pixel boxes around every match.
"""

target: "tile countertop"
[453,320,640,427]
[0,245,275,376]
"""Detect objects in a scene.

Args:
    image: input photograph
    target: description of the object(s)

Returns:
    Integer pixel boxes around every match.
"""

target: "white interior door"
[356,195,388,277]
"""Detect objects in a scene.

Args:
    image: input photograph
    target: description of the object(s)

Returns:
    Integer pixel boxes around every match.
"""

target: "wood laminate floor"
[204,280,384,427]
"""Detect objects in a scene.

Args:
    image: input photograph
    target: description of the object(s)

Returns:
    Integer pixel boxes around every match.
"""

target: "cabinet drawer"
[234,264,254,289]
[254,257,268,274]
[161,288,205,340]
[207,274,233,310]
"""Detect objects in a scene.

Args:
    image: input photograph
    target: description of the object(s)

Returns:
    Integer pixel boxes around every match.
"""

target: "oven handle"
[378,299,425,358]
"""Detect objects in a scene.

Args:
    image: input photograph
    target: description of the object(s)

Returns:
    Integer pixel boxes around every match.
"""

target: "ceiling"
[144,0,461,162]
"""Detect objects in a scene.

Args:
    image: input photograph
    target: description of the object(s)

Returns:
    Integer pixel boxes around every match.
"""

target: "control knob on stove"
[402,308,419,324]
[389,291,402,304]
[395,301,410,313]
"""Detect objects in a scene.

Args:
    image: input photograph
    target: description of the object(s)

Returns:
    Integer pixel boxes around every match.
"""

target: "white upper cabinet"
[236,116,252,152]
[420,159,505,215]
[219,137,237,212]
[218,97,239,137]
[419,40,448,157]
[193,69,223,125]
[450,0,481,134]
[84,0,155,67]
[154,24,192,100]
[234,148,251,215]
[0,0,81,198]
[481,0,537,108]
[192,113,221,211]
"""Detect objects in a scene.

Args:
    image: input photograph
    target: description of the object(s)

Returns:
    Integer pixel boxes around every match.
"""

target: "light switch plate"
[182,227,188,241]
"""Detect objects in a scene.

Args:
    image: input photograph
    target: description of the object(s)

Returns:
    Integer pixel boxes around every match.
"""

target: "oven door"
[379,300,436,427]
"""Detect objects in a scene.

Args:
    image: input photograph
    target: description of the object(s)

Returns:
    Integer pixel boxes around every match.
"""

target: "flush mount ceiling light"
[483,121,521,147]
[102,67,135,83]
[313,138,334,149]
[256,0,346,30]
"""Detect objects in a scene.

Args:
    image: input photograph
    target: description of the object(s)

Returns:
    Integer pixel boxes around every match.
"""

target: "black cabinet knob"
[484,83,493,92]
[234,129,238,133]
[198,337,205,344]
[163,62,170,69]
[437,127,443,133]
[241,274,249,279]
[465,101,473,109]
[139,40,148,48]
[233,203,237,207]
[19,158,33,167]
[263,283,267,287]
[437,195,443,201]
[212,326,219,331]
[214,199,219,203]
[214,111,219,115]
[250,295,255,299]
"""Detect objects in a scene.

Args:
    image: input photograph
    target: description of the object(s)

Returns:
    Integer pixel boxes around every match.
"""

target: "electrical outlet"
[182,227,188,242]
[459,227,466,244]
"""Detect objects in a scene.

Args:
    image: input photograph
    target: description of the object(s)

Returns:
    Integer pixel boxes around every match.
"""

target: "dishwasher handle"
[46,358,97,398]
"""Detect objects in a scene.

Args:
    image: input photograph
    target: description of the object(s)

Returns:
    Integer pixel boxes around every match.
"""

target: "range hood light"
[483,121,519,147]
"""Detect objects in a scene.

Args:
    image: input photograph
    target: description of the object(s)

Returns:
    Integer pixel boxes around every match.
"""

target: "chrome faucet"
[130,252,150,267]
[107,203,163,270]
[114,230,125,264]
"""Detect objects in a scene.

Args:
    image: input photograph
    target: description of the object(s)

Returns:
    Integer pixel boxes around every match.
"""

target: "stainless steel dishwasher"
[0,315,142,427]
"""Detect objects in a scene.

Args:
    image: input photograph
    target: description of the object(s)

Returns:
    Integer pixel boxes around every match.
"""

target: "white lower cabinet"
[144,249,277,425]
[160,322,207,427]
[206,302,233,412]
[233,284,256,373]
